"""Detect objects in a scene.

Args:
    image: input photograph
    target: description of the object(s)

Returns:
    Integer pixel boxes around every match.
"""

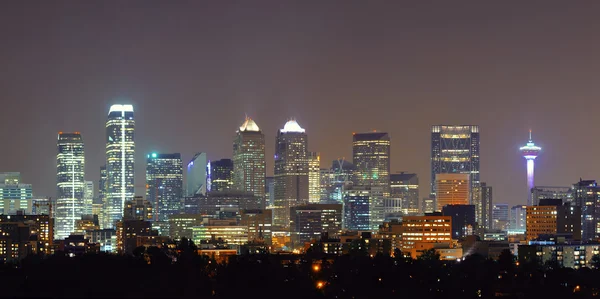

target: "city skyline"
[2,2,600,208]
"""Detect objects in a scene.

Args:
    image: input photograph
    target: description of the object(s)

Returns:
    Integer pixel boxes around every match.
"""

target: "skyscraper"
[431,125,480,200]
[572,179,600,241]
[352,132,390,190]
[472,182,493,233]
[105,104,135,229]
[83,181,94,216]
[56,132,85,240]
[492,203,509,231]
[233,117,266,199]
[273,120,309,229]
[210,159,234,192]
[520,130,542,206]
[390,172,419,216]
[308,152,321,203]
[98,166,107,228]
[146,153,183,222]
[435,173,470,211]
[510,205,527,233]
[187,152,208,196]
[0,173,33,215]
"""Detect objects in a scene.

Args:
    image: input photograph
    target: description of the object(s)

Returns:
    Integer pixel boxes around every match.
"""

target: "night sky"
[1,1,600,207]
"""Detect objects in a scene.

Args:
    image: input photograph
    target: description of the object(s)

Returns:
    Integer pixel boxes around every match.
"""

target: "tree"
[417,248,440,263]
[498,249,515,271]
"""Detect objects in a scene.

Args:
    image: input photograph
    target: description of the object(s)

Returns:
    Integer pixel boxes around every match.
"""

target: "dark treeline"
[1,242,599,298]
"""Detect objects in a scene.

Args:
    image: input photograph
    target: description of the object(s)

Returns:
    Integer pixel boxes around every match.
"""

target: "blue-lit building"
[0,173,33,215]
[343,187,370,230]
[187,152,208,196]
[146,153,183,222]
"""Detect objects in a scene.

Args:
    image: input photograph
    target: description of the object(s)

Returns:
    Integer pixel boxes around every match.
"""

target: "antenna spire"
[529,129,532,141]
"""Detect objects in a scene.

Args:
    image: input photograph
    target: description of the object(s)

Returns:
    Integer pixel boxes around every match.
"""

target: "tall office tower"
[273,120,309,229]
[526,199,581,241]
[98,166,107,228]
[210,159,234,192]
[520,131,542,206]
[105,104,135,229]
[352,132,390,190]
[322,159,356,202]
[572,179,600,241]
[431,125,479,201]
[290,204,342,248]
[472,182,493,233]
[0,173,33,215]
[83,181,94,216]
[442,204,476,238]
[124,196,153,221]
[56,132,85,240]
[319,168,334,201]
[435,173,470,211]
[146,153,183,222]
[187,152,208,196]
[233,117,266,199]
[308,152,321,203]
[492,203,509,231]
[390,172,419,216]
[531,186,572,206]
[510,205,527,233]
[265,177,274,207]
[342,186,385,231]
[422,197,435,214]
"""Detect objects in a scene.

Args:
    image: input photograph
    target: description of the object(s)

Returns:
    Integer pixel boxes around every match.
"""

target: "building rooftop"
[239,117,261,132]
[352,132,389,141]
[280,120,305,133]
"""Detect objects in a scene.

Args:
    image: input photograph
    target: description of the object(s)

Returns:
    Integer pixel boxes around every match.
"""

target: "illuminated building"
[187,152,207,196]
[233,117,266,199]
[105,104,135,229]
[124,196,153,221]
[74,215,99,235]
[0,172,33,215]
[422,197,435,214]
[85,229,117,252]
[431,125,480,201]
[510,205,527,233]
[342,186,386,231]
[55,132,85,240]
[389,172,419,216]
[441,204,475,238]
[273,120,309,229]
[352,132,390,190]
[531,186,572,207]
[290,204,342,248]
[321,159,355,202]
[0,214,52,251]
[265,177,274,207]
[435,173,470,211]
[526,199,581,241]
[399,215,452,256]
[168,214,203,241]
[492,203,509,231]
[211,159,234,192]
[308,152,321,203]
[83,181,94,216]
[518,243,600,269]
[192,221,248,246]
[118,220,156,254]
[240,209,272,244]
[98,166,107,228]
[472,182,493,233]
[0,214,53,260]
[519,131,541,206]
[196,191,263,216]
[573,179,600,241]
[146,153,183,222]
[32,198,50,215]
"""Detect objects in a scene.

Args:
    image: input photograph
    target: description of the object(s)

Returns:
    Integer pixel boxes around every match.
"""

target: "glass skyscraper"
[186,152,208,196]
[308,152,321,203]
[352,132,391,190]
[233,117,266,199]
[105,104,135,229]
[0,172,33,215]
[210,159,234,192]
[146,153,183,222]
[56,132,85,240]
[273,120,309,229]
[98,165,107,228]
[431,125,480,201]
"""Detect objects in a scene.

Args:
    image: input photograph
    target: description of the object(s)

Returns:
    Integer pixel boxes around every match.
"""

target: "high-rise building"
[526,199,581,241]
[186,152,208,196]
[124,196,153,221]
[98,166,107,228]
[435,173,470,211]
[431,125,480,200]
[510,205,527,233]
[0,173,33,215]
[422,197,435,214]
[390,172,419,216]
[308,152,321,203]
[146,153,183,222]
[442,204,476,238]
[531,186,572,206]
[273,120,309,229]
[105,104,135,229]
[520,131,542,206]
[321,159,355,202]
[572,179,600,241]
[55,132,85,240]
[472,182,493,233]
[290,204,342,248]
[398,215,452,255]
[492,203,509,231]
[210,159,234,192]
[233,117,266,199]
[342,186,385,231]
[265,177,274,207]
[241,209,272,244]
[83,181,94,216]
[352,132,390,190]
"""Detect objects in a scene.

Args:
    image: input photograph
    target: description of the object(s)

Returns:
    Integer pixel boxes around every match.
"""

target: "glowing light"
[151,153,157,158]
[313,264,320,272]
[316,281,325,289]
[239,117,260,132]
[280,119,305,133]
[108,104,133,114]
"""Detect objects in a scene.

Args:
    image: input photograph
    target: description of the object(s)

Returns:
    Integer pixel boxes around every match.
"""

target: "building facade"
[435,173,470,211]
[186,152,207,196]
[442,204,476,238]
[399,215,452,254]
[308,152,321,203]
[390,172,419,216]
[273,120,309,229]
[352,132,390,190]
[290,204,342,248]
[233,117,266,200]
[510,205,527,233]
[105,104,135,229]
[472,182,493,233]
[572,180,599,241]
[124,196,153,221]
[431,125,480,200]
[55,132,85,240]
[492,203,509,231]
[210,159,234,192]
[146,153,183,222]
[0,173,33,215]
